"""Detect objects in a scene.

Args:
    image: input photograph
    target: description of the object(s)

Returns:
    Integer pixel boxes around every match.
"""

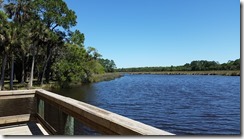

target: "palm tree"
[4,0,34,89]
[0,21,18,90]
[9,23,18,90]
[0,14,11,90]
[27,20,48,88]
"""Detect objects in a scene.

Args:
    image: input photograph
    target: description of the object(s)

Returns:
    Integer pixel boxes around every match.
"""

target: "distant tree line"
[117,59,240,72]
[0,0,116,89]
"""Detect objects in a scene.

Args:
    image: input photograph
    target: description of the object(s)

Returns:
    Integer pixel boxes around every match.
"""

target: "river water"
[51,74,240,135]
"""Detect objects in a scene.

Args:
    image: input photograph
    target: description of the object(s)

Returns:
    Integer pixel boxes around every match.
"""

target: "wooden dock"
[0,122,49,135]
[0,89,174,135]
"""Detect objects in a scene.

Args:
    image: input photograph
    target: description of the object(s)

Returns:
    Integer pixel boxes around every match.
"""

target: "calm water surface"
[51,75,240,135]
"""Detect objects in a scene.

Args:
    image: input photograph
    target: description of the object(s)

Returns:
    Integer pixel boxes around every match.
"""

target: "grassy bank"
[91,72,123,82]
[1,73,124,90]
[43,73,124,89]
[123,70,240,76]
[1,80,57,90]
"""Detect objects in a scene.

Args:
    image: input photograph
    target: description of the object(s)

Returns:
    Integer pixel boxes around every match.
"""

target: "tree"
[52,44,87,87]
[0,12,8,90]
[87,47,102,60]
[3,0,35,89]
[33,0,77,83]
[26,20,50,87]
[0,0,117,89]
[99,58,117,72]
[40,30,65,86]
[116,59,240,72]
[0,10,8,90]
[233,59,240,70]
[69,30,85,47]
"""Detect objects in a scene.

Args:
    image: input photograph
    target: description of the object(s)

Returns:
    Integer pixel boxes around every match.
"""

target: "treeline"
[98,59,116,72]
[117,59,240,72]
[0,0,116,89]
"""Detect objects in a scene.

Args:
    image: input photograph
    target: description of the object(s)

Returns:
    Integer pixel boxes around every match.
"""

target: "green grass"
[1,80,57,90]
[123,70,240,76]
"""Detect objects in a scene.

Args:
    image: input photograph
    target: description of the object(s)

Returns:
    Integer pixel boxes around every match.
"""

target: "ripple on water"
[55,75,240,135]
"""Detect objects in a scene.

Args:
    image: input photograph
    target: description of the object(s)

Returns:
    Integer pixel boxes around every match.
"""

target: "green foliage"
[69,30,85,47]
[0,0,116,89]
[52,44,85,87]
[117,59,240,72]
[98,58,116,72]
[52,44,106,88]
[33,0,77,30]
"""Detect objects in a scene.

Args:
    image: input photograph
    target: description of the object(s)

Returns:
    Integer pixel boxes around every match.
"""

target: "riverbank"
[1,73,124,90]
[91,72,123,82]
[122,70,240,76]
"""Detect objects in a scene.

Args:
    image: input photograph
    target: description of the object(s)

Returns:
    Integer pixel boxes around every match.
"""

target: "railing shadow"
[27,122,44,135]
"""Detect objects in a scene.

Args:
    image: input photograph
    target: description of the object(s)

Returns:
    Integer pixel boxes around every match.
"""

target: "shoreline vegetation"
[122,70,240,76]
[91,73,123,82]
[1,73,124,90]
[116,59,240,76]
[0,70,239,91]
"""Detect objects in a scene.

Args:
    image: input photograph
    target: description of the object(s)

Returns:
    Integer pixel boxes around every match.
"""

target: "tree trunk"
[24,54,29,82]
[10,54,14,90]
[21,54,25,84]
[41,53,51,86]
[45,60,51,83]
[0,54,7,90]
[45,45,51,84]
[28,55,35,89]
[37,55,46,83]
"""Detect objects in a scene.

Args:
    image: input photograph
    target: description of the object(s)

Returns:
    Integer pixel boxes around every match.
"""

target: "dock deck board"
[0,122,49,135]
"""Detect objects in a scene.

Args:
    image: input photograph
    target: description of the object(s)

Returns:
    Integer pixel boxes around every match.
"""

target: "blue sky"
[64,0,240,68]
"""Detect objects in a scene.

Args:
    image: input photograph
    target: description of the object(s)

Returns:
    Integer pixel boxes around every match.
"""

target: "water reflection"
[50,84,98,103]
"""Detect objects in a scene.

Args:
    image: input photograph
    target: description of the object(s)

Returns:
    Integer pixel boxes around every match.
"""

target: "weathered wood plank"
[0,94,35,100]
[0,125,33,135]
[0,123,49,135]
[0,97,36,117]
[0,89,36,96]
[0,89,36,100]
[0,114,34,125]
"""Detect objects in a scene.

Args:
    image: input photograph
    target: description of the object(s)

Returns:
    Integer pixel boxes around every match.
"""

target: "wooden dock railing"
[0,89,174,135]
[0,90,36,126]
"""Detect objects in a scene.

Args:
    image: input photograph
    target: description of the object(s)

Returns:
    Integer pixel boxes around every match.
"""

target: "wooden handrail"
[0,89,36,96]
[35,89,174,135]
[0,89,174,135]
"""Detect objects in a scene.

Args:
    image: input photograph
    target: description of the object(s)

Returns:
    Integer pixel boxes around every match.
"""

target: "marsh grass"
[91,73,123,82]
[125,70,240,76]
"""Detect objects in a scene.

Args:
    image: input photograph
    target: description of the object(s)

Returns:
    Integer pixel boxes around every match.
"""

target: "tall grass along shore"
[123,70,240,76]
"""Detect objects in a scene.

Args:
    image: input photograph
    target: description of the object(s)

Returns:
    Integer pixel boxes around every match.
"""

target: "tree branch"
[51,24,59,31]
